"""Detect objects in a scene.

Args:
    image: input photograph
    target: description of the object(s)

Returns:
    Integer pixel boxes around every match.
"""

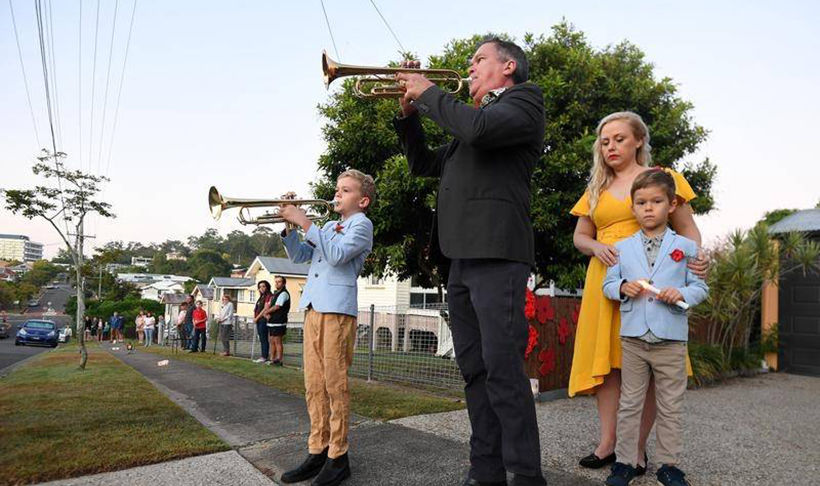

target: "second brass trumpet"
[209,186,336,226]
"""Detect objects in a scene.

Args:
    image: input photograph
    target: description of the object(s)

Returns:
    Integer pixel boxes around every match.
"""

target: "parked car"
[27,300,39,307]
[15,320,58,347]
[0,322,9,339]
[58,326,72,343]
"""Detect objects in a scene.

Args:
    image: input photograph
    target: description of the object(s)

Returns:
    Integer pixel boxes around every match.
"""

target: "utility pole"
[98,264,103,298]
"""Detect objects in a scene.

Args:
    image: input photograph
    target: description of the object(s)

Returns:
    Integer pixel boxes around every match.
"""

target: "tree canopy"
[314,22,717,289]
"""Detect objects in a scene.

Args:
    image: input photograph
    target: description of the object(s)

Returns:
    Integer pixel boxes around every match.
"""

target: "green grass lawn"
[0,343,229,486]
[141,346,465,421]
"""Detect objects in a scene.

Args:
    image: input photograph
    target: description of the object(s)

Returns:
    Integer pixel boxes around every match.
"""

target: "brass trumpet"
[322,51,469,99]
[208,186,336,227]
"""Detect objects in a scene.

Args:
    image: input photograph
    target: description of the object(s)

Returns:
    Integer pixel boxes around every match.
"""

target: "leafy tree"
[187,249,232,284]
[757,208,798,228]
[19,260,61,288]
[188,228,225,251]
[314,22,716,290]
[3,150,113,369]
[52,248,74,264]
[0,282,16,310]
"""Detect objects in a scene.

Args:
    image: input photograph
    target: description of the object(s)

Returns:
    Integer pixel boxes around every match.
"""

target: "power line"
[103,0,137,178]
[78,0,83,172]
[369,0,406,54]
[87,0,100,175]
[319,0,340,60]
[8,0,43,148]
[45,0,64,149]
[34,0,71,237]
[95,0,119,175]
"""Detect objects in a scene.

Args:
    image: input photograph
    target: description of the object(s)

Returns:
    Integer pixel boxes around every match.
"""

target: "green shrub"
[688,342,726,387]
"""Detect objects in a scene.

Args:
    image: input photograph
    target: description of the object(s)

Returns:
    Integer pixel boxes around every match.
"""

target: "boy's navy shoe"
[656,465,690,486]
[311,452,350,486]
[604,462,639,486]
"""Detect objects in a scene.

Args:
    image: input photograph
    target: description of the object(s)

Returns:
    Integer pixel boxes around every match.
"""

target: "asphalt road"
[0,314,70,372]
[26,284,73,314]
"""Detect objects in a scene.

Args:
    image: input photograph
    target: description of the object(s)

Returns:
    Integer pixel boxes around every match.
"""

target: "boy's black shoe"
[280,447,328,483]
[604,462,639,486]
[311,452,350,486]
[656,465,690,486]
[579,451,616,469]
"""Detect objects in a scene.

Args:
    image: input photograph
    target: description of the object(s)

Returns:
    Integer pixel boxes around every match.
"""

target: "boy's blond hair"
[338,169,376,211]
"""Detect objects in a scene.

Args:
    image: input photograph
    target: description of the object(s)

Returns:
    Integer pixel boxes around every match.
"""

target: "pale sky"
[2,1,818,259]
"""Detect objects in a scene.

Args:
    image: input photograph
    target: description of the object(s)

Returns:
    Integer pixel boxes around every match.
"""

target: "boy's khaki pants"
[615,337,687,468]
[303,309,356,459]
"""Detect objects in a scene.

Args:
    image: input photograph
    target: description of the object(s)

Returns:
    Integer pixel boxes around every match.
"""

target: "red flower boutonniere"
[334,223,344,234]
[669,248,685,262]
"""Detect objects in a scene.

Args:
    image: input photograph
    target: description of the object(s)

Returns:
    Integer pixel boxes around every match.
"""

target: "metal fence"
[157,304,465,392]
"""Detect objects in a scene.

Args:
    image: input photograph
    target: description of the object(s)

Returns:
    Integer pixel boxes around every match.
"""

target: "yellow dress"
[567,170,696,397]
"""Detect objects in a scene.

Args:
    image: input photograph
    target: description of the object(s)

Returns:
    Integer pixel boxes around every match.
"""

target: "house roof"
[193,285,215,300]
[248,256,310,277]
[769,209,820,234]
[144,280,184,290]
[161,293,189,304]
[209,277,255,288]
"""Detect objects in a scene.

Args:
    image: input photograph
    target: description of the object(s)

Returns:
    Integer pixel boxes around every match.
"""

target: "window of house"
[249,290,256,302]
[238,289,245,302]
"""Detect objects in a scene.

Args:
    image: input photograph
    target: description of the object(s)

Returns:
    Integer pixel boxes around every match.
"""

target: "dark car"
[0,322,9,339]
[15,320,59,347]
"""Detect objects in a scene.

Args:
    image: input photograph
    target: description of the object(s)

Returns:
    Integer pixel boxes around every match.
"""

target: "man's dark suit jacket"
[393,82,545,266]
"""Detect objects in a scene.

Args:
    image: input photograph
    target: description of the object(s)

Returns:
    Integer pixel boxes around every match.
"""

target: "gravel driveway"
[393,373,820,485]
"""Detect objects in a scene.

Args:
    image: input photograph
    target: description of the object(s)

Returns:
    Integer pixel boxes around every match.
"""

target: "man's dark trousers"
[256,321,269,361]
[192,328,206,352]
[448,258,542,482]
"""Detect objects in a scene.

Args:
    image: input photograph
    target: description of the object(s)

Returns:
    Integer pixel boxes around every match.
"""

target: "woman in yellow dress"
[569,111,706,472]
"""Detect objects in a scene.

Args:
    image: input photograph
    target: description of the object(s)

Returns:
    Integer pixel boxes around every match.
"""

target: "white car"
[58,326,72,343]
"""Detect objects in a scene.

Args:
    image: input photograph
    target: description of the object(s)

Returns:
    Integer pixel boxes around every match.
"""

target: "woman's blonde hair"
[587,111,653,214]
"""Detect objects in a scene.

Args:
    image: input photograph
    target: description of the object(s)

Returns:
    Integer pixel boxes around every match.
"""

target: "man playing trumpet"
[393,38,547,486]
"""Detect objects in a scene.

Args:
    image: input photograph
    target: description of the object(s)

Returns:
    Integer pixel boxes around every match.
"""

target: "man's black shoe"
[311,452,350,486]
[656,465,690,486]
[280,447,328,483]
[604,462,639,486]
[510,472,547,486]
[579,451,616,469]
[462,478,506,486]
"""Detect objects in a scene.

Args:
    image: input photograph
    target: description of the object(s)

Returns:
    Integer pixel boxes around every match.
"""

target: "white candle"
[636,280,690,310]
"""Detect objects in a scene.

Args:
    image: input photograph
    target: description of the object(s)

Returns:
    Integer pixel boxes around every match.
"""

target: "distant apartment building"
[131,256,153,267]
[0,234,44,262]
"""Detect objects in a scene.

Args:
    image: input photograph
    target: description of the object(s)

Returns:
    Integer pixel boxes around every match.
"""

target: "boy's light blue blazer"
[282,211,373,317]
[602,228,708,342]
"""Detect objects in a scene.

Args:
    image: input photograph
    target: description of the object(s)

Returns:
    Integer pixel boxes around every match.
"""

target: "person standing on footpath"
[217,293,235,356]
[394,38,547,486]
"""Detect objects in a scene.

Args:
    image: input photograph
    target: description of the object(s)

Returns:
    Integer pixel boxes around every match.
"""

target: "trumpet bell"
[208,186,223,220]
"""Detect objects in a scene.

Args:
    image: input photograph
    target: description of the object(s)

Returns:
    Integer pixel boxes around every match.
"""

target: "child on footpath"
[277,169,374,486]
[602,169,708,486]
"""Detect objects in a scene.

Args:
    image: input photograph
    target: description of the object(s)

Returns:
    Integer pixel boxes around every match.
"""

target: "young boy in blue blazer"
[602,169,708,486]
[277,169,374,486]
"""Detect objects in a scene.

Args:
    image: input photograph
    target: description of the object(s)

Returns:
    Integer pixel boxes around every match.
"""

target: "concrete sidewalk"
[98,345,596,486]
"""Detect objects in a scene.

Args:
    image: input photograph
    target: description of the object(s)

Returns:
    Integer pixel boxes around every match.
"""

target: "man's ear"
[503,59,516,77]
